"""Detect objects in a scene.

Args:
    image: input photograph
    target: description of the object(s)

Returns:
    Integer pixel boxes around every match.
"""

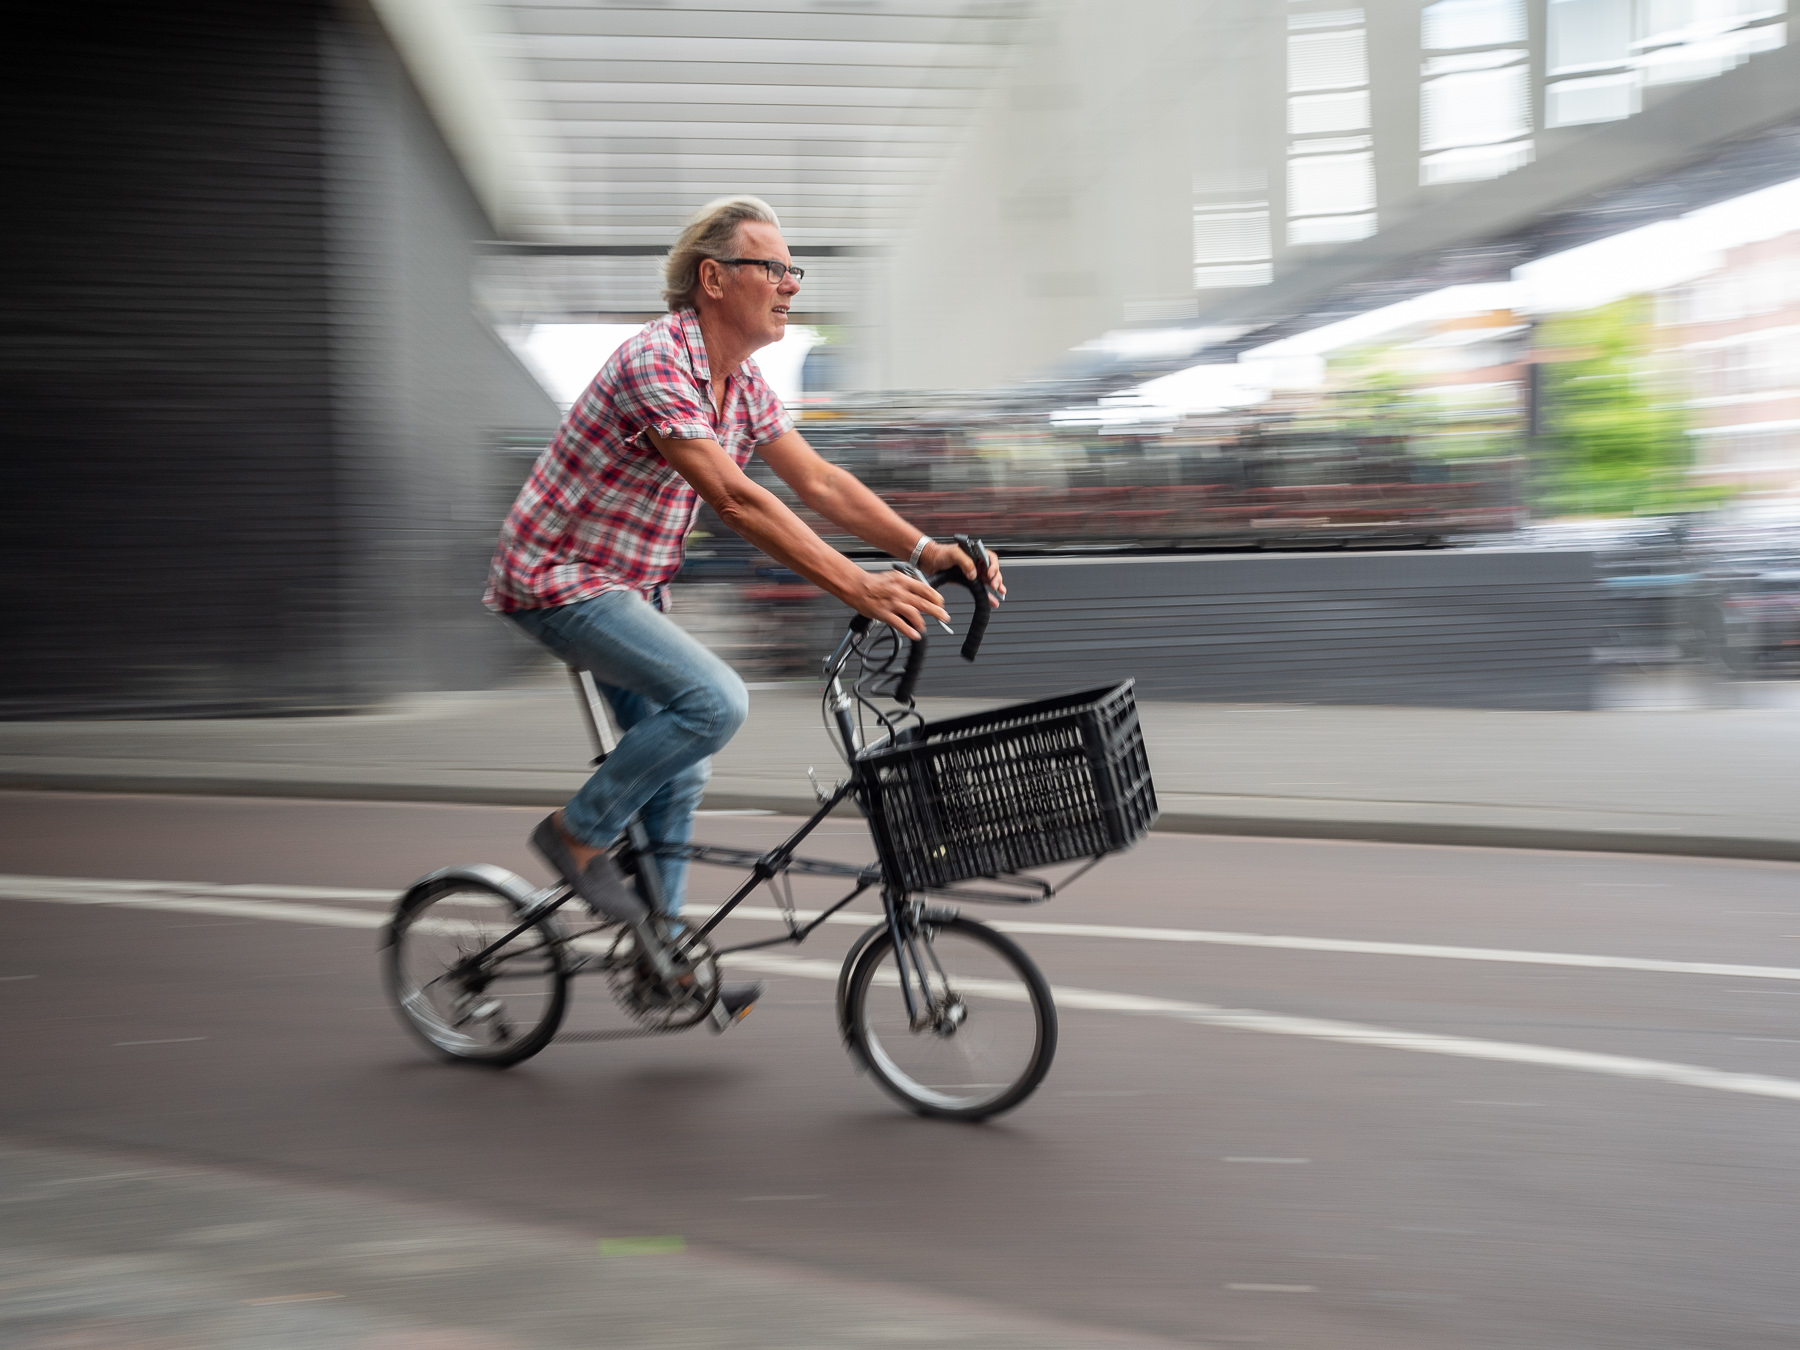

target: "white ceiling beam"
[366,0,567,237]
[517,81,982,108]
[511,35,1004,67]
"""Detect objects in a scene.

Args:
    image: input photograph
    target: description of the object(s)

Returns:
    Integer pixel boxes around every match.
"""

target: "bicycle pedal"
[707,999,757,1033]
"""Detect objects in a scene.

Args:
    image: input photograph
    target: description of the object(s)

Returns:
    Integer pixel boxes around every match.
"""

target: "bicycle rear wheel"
[385,875,569,1066]
[842,914,1056,1121]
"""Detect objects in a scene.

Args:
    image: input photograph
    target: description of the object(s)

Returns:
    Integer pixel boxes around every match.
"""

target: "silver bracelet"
[906,535,932,569]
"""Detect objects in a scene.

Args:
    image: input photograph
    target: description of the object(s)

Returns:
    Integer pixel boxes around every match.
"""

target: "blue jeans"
[508,591,749,918]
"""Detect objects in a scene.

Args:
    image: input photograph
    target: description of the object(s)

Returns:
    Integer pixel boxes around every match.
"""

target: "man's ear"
[699,258,726,301]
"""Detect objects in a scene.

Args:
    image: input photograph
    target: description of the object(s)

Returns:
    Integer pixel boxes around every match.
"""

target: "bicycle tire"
[841,914,1056,1121]
[385,873,570,1067]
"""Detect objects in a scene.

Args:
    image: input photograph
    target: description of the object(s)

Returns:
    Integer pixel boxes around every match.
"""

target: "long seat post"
[567,665,618,765]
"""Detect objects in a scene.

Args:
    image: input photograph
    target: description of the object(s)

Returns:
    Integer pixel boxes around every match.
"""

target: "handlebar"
[899,535,993,703]
[831,540,993,709]
[837,536,997,705]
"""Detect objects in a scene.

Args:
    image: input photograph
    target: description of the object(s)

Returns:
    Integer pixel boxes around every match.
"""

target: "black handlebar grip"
[946,534,993,662]
[894,631,929,704]
[848,613,873,635]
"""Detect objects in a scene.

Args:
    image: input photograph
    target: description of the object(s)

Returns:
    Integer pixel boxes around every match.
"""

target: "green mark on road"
[599,1235,686,1257]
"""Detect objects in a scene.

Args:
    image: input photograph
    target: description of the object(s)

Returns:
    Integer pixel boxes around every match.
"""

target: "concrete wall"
[0,1,560,717]
[914,550,1598,710]
[880,0,1242,391]
[324,8,562,699]
[879,0,1800,391]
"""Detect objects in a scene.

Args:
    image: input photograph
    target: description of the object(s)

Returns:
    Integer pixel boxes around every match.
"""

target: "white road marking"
[982,921,1800,983]
[719,906,1800,985]
[13,874,1800,1105]
[0,974,38,982]
[1228,1284,1316,1293]
[722,952,1800,1105]
[1224,1157,1309,1164]
[114,1037,207,1046]
[12,875,1800,985]
[38,1171,176,1185]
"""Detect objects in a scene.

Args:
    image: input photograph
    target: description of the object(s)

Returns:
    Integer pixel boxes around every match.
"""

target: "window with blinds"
[1419,0,1533,185]
[1286,6,1375,247]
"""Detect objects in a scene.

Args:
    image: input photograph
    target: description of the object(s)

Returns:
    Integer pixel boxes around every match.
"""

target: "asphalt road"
[5,788,1800,1348]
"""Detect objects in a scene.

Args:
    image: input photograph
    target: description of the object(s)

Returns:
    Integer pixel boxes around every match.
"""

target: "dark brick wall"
[0,2,559,717]
[1,2,343,716]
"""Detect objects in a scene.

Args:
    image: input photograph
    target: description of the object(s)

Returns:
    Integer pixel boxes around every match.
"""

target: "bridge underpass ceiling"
[476,0,1032,324]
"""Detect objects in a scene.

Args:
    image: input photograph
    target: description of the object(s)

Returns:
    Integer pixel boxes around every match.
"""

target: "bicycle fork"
[884,890,953,1033]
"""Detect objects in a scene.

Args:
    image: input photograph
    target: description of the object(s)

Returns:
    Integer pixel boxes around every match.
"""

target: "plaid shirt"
[485,308,794,613]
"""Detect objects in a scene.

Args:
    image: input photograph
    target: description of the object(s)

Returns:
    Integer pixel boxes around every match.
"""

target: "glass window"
[1421,64,1531,150]
[1288,89,1370,133]
[1546,71,1641,124]
[1548,0,1634,70]
[1422,0,1527,50]
[1288,29,1369,90]
[1288,151,1376,217]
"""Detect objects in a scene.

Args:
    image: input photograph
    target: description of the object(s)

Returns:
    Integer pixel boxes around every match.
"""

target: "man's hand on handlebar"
[919,540,1005,605]
[852,569,950,641]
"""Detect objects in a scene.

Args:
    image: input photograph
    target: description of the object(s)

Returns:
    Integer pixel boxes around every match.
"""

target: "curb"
[1147,809,1800,865]
[5,770,1799,865]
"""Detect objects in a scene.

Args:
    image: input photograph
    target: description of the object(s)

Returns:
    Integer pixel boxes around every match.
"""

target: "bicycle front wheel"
[842,914,1056,1122]
[385,875,569,1067]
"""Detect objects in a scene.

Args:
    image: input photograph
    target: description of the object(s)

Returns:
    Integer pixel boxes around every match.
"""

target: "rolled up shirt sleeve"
[611,341,715,444]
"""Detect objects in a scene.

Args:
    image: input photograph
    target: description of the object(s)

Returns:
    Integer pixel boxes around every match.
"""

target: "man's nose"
[779,270,801,294]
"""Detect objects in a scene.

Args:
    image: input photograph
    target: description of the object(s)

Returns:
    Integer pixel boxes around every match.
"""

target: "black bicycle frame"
[455,649,1081,984]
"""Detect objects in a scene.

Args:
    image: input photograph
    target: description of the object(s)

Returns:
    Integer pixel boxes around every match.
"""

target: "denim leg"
[508,591,748,915]
[593,685,711,918]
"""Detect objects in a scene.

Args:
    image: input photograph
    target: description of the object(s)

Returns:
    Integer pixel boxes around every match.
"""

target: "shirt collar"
[675,306,756,389]
[675,307,711,387]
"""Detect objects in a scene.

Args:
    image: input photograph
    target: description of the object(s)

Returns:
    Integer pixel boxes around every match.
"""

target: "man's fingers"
[899,576,947,615]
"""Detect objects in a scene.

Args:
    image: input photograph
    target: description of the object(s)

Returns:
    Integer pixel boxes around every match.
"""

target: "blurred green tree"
[1535,298,1724,515]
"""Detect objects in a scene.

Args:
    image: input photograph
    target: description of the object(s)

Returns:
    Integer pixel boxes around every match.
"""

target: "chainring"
[604,924,720,1031]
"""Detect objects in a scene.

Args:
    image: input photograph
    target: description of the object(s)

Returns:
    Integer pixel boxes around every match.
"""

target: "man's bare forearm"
[794,463,924,560]
[711,477,871,600]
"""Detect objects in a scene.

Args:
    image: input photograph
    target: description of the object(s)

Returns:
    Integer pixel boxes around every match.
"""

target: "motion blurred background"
[11,9,1800,1347]
[5,0,1800,712]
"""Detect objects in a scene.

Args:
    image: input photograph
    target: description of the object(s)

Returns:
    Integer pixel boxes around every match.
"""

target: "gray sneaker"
[529,816,648,924]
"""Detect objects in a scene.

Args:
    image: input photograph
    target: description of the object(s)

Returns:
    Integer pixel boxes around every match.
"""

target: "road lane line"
[14,875,1800,1105]
[11,874,1800,985]
[1228,1284,1316,1292]
[719,952,1800,1104]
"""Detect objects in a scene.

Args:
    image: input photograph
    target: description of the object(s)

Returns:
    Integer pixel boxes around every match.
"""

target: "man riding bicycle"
[484,196,1004,1020]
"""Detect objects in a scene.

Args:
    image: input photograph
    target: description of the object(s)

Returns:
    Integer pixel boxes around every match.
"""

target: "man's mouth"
[773,306,789,317]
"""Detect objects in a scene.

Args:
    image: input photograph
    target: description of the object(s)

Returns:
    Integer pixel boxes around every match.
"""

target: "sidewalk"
[0,1134,1185,1349]
[2,664,1798,863]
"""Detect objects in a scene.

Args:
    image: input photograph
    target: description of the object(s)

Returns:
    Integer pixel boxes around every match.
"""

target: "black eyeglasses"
[718,257,805,284]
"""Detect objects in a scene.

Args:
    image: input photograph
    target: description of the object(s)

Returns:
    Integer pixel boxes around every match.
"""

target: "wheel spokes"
[860,929,1044,1111]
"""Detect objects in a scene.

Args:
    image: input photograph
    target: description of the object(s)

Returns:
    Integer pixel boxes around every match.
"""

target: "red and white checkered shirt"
[484,307,794,613]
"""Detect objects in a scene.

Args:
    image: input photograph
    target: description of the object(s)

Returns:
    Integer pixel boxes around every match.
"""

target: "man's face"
[707,220,800,348]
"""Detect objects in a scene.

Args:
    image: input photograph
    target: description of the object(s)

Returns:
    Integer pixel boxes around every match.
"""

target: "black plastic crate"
[857,681,1158,894]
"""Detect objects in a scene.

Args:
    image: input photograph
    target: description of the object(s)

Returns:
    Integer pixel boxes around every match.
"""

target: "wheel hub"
[931,996,968,1037]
